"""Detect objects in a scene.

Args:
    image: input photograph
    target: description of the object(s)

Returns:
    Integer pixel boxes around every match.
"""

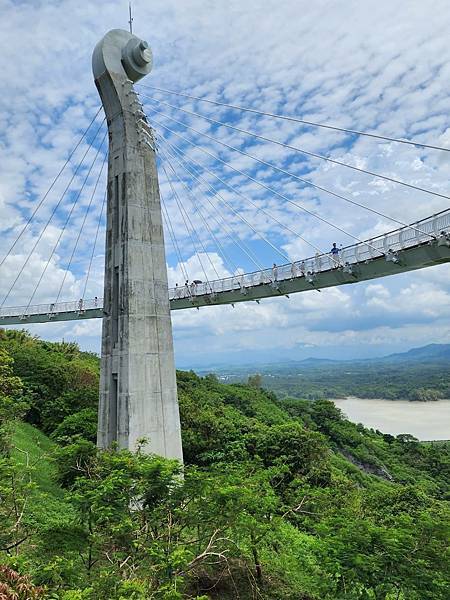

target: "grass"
[10,421,76,525]
[11,422,64,498]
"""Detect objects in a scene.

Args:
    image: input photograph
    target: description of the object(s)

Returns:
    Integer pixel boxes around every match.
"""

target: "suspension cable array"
[158,144,238,274]
[146,113,389,257]
[24,130,109,313]
[137,83,450,153]
[139,92,450,203]
[157,135,315,258]
[141,97,436,241]
[160,188,190,283]
[54,147,108,306]
[1,117,107,308]
[81,189,107,300]
[156,137,266,271]
[0,107,103,270]
[159,159,214,285]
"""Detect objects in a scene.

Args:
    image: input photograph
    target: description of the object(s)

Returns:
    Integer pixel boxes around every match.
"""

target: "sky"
[0,0,449,367]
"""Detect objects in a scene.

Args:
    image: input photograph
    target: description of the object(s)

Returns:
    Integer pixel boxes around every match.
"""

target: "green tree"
[247,373,262,388]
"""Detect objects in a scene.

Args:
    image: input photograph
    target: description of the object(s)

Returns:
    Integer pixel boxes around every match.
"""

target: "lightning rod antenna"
[128,2,133,34]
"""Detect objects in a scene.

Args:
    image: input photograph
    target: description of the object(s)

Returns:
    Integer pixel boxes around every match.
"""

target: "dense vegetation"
[0,329,449,599]
[225,354,450,400]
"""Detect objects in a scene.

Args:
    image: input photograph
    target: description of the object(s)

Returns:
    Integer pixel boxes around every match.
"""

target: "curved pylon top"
[92,28,153,83]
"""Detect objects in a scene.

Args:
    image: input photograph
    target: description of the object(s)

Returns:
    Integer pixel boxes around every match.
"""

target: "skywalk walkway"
[1,209,449,326]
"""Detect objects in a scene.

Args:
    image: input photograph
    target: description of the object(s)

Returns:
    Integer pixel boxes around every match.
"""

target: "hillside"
[383,343,450,363]
[0,329,449,599]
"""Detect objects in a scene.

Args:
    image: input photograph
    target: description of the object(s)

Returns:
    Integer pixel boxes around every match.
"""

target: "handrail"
[168,208,450,300]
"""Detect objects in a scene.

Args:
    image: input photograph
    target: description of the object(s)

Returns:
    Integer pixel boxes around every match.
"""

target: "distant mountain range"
[197,343,450,375]
[295,344,450,367]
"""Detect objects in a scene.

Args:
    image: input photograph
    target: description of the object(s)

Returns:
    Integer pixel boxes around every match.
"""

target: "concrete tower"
[92,29,183,461]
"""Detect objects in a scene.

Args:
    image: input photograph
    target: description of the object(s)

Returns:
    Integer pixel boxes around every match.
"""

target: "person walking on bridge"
[330,243,341,267]
[272,263,278,282]
[315,252,322,272]
[300,260,306,276]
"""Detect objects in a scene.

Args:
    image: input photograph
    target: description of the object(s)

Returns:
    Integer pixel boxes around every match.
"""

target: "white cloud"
[0,0,449,362]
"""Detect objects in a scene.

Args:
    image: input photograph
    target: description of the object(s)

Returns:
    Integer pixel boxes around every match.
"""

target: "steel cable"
[54,147,108,305]
[24,130,108,312]
[141,93,449,205]
[0,107,103,269]
[148,115,385,257]
[137,83,450,153]
[1,119,106,308]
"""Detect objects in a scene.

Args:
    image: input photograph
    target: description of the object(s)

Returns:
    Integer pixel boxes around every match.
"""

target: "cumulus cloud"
[0,0,449,363]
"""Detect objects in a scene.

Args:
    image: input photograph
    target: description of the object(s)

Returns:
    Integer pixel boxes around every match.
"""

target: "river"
[330,397,450,441]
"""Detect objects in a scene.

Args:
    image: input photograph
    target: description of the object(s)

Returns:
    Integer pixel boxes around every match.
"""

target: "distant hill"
[382,343,450,363]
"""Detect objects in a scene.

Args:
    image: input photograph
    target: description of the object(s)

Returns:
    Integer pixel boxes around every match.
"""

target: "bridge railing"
[0,298,102,319]
[169,209,450,300]
[0,209,449,318]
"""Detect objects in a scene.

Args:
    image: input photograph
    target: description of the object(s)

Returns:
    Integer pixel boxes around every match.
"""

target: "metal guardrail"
[0,297,102,320]
[168,209,450,300]
[1,209,449,319]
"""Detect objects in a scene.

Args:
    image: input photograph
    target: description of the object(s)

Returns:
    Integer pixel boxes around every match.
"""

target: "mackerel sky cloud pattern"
[0,0,449,365]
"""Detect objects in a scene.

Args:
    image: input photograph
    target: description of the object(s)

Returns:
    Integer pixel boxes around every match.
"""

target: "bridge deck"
[1,210,449,326]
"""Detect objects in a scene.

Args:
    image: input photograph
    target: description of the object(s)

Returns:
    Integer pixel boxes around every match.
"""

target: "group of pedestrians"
[270,243,342,284]
[173,280,203,299]
[76,296,99,312]
[172,243,344,300]
[47,296,99,315]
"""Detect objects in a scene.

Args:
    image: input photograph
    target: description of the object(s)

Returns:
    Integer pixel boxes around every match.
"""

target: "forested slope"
[0,329,449,599]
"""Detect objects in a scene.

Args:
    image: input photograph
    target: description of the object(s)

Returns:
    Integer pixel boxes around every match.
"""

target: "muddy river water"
[330,397,450,440]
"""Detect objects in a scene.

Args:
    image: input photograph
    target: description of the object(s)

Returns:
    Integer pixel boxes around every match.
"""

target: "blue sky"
[0,0,449,367]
